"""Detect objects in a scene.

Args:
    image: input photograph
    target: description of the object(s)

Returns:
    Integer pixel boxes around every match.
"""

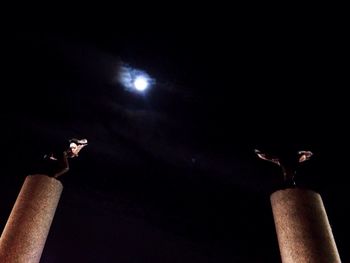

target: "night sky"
[0,30,349,262]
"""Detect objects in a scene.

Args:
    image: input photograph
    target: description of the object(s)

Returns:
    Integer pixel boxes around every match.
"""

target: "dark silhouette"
[255,149,313,187]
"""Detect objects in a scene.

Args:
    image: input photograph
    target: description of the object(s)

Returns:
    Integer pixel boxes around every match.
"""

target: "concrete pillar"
[0,175,63,263]
[270,188,341,263]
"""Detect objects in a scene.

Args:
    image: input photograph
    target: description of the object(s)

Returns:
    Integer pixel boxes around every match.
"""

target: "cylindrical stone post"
[0,175,63,263]
[270,188,341,263]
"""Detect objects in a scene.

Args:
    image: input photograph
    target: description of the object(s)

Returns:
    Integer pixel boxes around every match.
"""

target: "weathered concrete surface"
[271,188,340,263]
[0,175,63,263]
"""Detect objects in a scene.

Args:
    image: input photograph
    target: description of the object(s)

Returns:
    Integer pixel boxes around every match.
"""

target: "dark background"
[0,29,349,262]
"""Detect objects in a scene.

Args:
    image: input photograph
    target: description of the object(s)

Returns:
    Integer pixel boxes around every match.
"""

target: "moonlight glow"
[133,76,149,91]
[118,66,154,93]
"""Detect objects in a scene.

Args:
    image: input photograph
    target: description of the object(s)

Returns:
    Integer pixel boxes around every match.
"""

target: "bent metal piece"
[254,149,313,186]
